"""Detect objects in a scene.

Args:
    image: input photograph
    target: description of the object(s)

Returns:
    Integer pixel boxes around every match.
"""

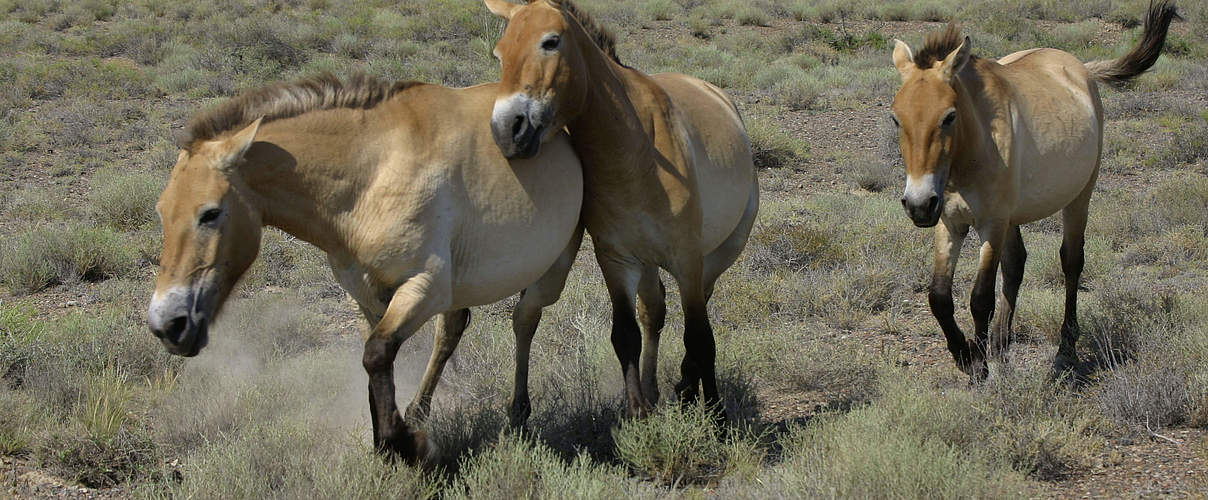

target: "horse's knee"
[363,338,396,372]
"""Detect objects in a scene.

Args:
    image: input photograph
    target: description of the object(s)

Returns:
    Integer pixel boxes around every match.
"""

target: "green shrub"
[88,170,165,230]
[746,114,810,169]
[451,431,647,499]
[613,403,762,485]
[0,222,140,294]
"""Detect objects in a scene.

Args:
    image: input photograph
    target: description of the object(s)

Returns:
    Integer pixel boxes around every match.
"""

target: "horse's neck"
[240,121,376,254]
[566,31,659,182]
[951,64,1004,183]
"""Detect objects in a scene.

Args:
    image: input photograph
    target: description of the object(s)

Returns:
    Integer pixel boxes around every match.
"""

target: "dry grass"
[1,0,1207,496]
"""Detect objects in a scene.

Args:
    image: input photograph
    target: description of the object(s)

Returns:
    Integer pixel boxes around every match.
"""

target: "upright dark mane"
[179,72,420,150]
[561,0,624,65]
[914,23,974,69]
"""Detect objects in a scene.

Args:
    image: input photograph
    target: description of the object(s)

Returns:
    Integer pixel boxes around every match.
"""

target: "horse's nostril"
[927,195,940,212]
[900,197,908,207]
[511,114,525,137]
[158,315,188,342]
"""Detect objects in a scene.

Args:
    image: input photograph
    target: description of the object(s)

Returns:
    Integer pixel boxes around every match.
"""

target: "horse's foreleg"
[508,227,583,427]
[405,308,470,424]
[929,220,973,374]
[968,221,1007,379]
[362,271,450,463]
[1054,181,1094,376]
[597,252,648,418]
[992,225,1026,358]
[636,266,666,406]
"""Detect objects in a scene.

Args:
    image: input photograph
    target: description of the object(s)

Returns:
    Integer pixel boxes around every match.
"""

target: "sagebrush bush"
[746,114,810,169]
[613,403,762,485]
[88,169,165,230]
[452,431,649,500]
[0,221,140,294]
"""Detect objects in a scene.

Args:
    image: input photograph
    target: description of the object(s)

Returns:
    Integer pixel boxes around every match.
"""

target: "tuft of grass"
[451,431,649,499]
[850,155,898,192]
[0,221,140,294]
[88,169,166,231]
[162,420,441,499]
[746,114,810,169]
[613,403,763,486]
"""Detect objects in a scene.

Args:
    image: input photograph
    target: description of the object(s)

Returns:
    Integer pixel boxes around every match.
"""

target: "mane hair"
[913,23,975,69]
[179,72,420,150]
[560,0,624,66]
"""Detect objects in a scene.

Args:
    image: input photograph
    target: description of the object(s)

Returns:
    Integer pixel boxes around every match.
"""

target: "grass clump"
[163,420,440,499]
[88,169,165,231]
[0,221,140,294]
[746,114,810,169]
[613,403,763,486]
[452,431,649,499]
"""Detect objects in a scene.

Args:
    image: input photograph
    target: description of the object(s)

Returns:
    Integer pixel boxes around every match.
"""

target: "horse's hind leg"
[404,308,470,424]
[636,266,666,405]
[1054,180,1095,376]
[991,225,1026,359]
[508,227,583,427]
[671,255,720,414]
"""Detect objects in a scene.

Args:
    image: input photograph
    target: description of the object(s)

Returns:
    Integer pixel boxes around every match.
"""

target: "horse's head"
[890,28,972,228]
[148,119,264,357]
[485,0,588,159]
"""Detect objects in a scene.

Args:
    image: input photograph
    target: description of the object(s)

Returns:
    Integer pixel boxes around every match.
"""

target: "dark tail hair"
[1084,0,1181,88]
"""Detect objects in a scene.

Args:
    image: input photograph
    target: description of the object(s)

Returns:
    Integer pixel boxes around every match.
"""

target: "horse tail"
[1084,0,1180,88]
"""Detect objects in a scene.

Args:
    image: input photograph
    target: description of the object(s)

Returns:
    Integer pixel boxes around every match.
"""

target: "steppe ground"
[2,0,1207,497]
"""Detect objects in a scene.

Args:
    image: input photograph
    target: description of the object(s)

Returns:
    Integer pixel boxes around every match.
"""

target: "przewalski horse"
[483,0,758,418]
[890,1,1179,379]
[146,73,584,462]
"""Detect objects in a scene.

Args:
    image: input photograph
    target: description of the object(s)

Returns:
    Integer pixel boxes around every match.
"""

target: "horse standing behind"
[146,73,584,462]
[890,1,1179,379]
[484,0,759,419]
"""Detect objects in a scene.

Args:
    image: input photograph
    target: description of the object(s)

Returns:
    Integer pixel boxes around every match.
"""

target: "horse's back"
[651,72,755,253]
[994,49,1103,223]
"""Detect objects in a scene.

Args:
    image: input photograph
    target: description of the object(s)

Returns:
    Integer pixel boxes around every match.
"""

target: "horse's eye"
[541,35,561,51]
[941,110,957,129]
[198,207,222,226]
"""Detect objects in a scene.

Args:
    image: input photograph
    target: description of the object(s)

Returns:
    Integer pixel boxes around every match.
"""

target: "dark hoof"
[675,379,700,404]
[954,340,988,383]
[507,401,531,429]
[1050,354,1087,386]
[376,427,433,466]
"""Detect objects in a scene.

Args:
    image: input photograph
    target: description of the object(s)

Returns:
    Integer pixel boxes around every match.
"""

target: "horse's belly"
[449,135,583,309]
[1012,145,1098,224]
[449,223,576,308]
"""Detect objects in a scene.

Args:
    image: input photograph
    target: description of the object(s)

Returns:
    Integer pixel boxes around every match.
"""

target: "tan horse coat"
[890,1,1178,378]
[485,0,758,416]
[147,74,583,461]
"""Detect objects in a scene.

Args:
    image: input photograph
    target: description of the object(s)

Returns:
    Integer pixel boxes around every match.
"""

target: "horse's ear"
[485,0,518,19]
[217,117,262,171]
[892,39,915,80]
[940,36,971,81]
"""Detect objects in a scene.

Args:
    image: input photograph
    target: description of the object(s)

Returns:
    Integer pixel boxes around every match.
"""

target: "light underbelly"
[449,137,583,309]
[449,216,578,308]
[1011,141,1098,225]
